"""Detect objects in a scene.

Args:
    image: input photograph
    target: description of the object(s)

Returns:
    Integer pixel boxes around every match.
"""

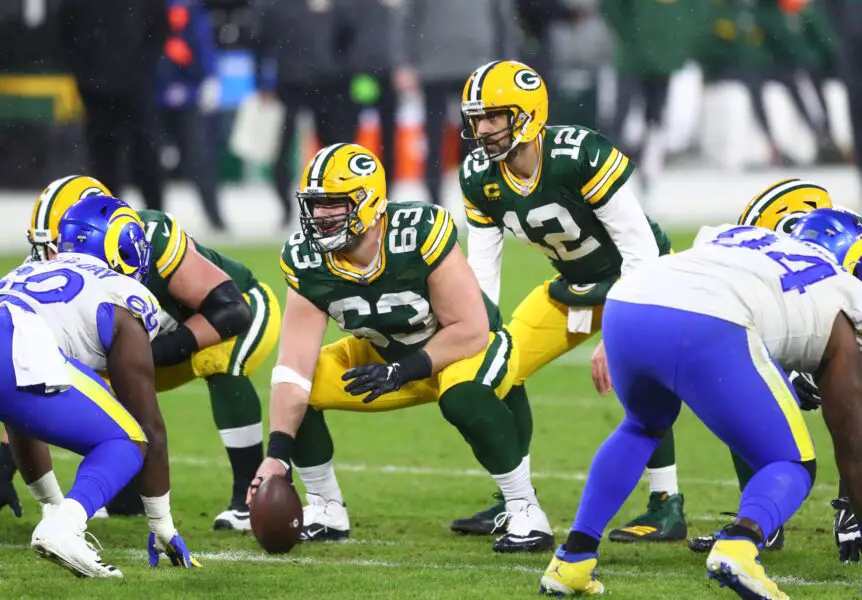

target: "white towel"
[7,304,71,389]
[567,307,594,335]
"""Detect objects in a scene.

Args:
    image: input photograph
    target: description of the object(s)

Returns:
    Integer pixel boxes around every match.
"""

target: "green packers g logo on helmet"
[348,154,378,176]
[514,69,541,91]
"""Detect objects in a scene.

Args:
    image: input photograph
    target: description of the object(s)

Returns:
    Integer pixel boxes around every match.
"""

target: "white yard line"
[47,451,837,492]
[0,544,854,587]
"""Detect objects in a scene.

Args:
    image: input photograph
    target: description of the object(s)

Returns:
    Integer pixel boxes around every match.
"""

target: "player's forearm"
[184,313,220,349]
[137,412,170,499]
[466,224,504,304]
[821,374,862,516]
[270,384,310,438]
[422,320,489,374]
[6,431,52,485]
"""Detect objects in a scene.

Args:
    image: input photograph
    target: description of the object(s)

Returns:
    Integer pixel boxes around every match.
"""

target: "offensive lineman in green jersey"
[248,143,556,553]
[22,175,280,531]
[450,59,687,543]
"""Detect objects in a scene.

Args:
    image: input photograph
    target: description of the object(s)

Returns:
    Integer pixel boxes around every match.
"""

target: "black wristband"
[395,349,433,384]
[266,431,295,464]
[151,325,199,367]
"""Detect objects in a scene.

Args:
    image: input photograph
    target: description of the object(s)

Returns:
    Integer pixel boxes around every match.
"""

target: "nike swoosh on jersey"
[162,223,170,237]
[589,151,600,167]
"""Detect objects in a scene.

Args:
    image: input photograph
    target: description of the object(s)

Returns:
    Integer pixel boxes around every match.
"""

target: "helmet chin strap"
[488,112,531,163]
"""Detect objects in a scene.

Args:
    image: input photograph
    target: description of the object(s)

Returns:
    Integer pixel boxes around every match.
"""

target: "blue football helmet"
[790,207,862,278]
[56,195,152,283]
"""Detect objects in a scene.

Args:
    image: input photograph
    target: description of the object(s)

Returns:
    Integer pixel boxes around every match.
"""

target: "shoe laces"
[492,511,511,534]
[81,531,105,562]
[499,501,538,536]
[303,502,328,523]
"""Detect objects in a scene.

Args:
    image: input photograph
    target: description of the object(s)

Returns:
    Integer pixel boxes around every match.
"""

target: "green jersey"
[460,125,671,306]
[139,209,258,326]
[280,201,501,363]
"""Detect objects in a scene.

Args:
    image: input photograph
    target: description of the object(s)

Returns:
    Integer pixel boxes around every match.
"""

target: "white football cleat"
[91,507,110,519]
[300,493,350,542]
[31,513,122,578]
[213,507,251,531]
[493,500,556,553]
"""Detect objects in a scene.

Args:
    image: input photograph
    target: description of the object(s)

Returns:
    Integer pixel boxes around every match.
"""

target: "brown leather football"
[250,475,303,554]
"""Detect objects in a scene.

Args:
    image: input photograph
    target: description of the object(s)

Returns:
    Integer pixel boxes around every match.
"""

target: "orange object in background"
[779,0,807,14]
[302,109,463,183]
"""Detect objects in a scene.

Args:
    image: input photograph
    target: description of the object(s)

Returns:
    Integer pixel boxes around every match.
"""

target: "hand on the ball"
[342,363,404,403]
[247,457,290,506]
[148,531,202,569]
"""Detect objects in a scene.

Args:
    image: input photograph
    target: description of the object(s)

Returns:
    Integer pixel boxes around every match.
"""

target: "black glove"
[0,443,22,518]
[343,351,433,404]
[342,363,406,404]
[788,370,821,411]
[832,497,861,563]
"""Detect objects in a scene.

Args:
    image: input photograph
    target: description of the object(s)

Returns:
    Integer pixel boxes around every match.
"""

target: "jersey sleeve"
[140,210,189,281]
[459,157,498,229]
[103,276,162,340]
[419,204,459,272]
[575,130,635,209]
[279,242,301,291]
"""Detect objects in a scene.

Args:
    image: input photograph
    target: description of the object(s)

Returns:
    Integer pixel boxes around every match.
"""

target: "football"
[250,475,304,554]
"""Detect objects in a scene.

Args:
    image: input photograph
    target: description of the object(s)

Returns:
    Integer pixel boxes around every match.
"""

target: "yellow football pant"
[509,279,603,385]
[309,328,519,412]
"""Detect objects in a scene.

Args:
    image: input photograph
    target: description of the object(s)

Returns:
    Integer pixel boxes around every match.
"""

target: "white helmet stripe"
[36,175,76,231]
[742,179,812,226]
[469,61,500,103]
[307,143,347,188]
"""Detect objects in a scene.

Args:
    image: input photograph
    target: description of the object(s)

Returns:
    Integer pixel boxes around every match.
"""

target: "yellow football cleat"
[539,548,605,596]
[706,538,789,599]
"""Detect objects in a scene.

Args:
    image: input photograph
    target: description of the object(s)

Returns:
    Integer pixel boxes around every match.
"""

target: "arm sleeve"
[592,179,659,277]
[149,214,190,281]
[279,243,300,291]
[420,206,458,272]
[466,222,504,305]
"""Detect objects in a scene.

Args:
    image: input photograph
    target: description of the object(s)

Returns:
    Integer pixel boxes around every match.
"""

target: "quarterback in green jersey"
[451,59,687,543]
[21,175,280,532]
[248,142,555,553]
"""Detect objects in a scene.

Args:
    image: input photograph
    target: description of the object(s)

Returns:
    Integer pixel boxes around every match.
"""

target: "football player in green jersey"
[19,175,280,531]
[249,142,555,553]
[451,59,687,543]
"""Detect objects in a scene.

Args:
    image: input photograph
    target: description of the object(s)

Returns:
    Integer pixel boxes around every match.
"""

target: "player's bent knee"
[797,458,817,487]
[621,417,669,440]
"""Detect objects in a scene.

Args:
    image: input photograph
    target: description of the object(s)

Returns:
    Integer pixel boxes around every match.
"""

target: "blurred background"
[0,0,860,252]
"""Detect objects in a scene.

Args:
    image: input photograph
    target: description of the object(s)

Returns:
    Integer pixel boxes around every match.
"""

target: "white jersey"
[0,253,160,378]
[608,224,862,373]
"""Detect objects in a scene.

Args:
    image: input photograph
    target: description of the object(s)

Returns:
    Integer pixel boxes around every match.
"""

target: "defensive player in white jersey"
[0,195,200,577]
[540,208,862,599]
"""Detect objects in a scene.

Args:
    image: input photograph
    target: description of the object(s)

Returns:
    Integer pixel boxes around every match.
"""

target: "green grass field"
[0,231,857,599]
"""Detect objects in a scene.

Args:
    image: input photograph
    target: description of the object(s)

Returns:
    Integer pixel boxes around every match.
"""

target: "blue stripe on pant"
[571,300,815,543]
[0,307,145,517]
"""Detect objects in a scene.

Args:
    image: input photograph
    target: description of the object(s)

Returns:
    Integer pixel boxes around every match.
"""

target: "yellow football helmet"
[29,175,113,260]
[737,178,833,234]
[296,143,387,252]
[461,60,548,162]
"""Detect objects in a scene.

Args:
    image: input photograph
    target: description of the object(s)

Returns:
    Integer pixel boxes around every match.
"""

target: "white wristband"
[271,365,312,392]
[141,491,177,541]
